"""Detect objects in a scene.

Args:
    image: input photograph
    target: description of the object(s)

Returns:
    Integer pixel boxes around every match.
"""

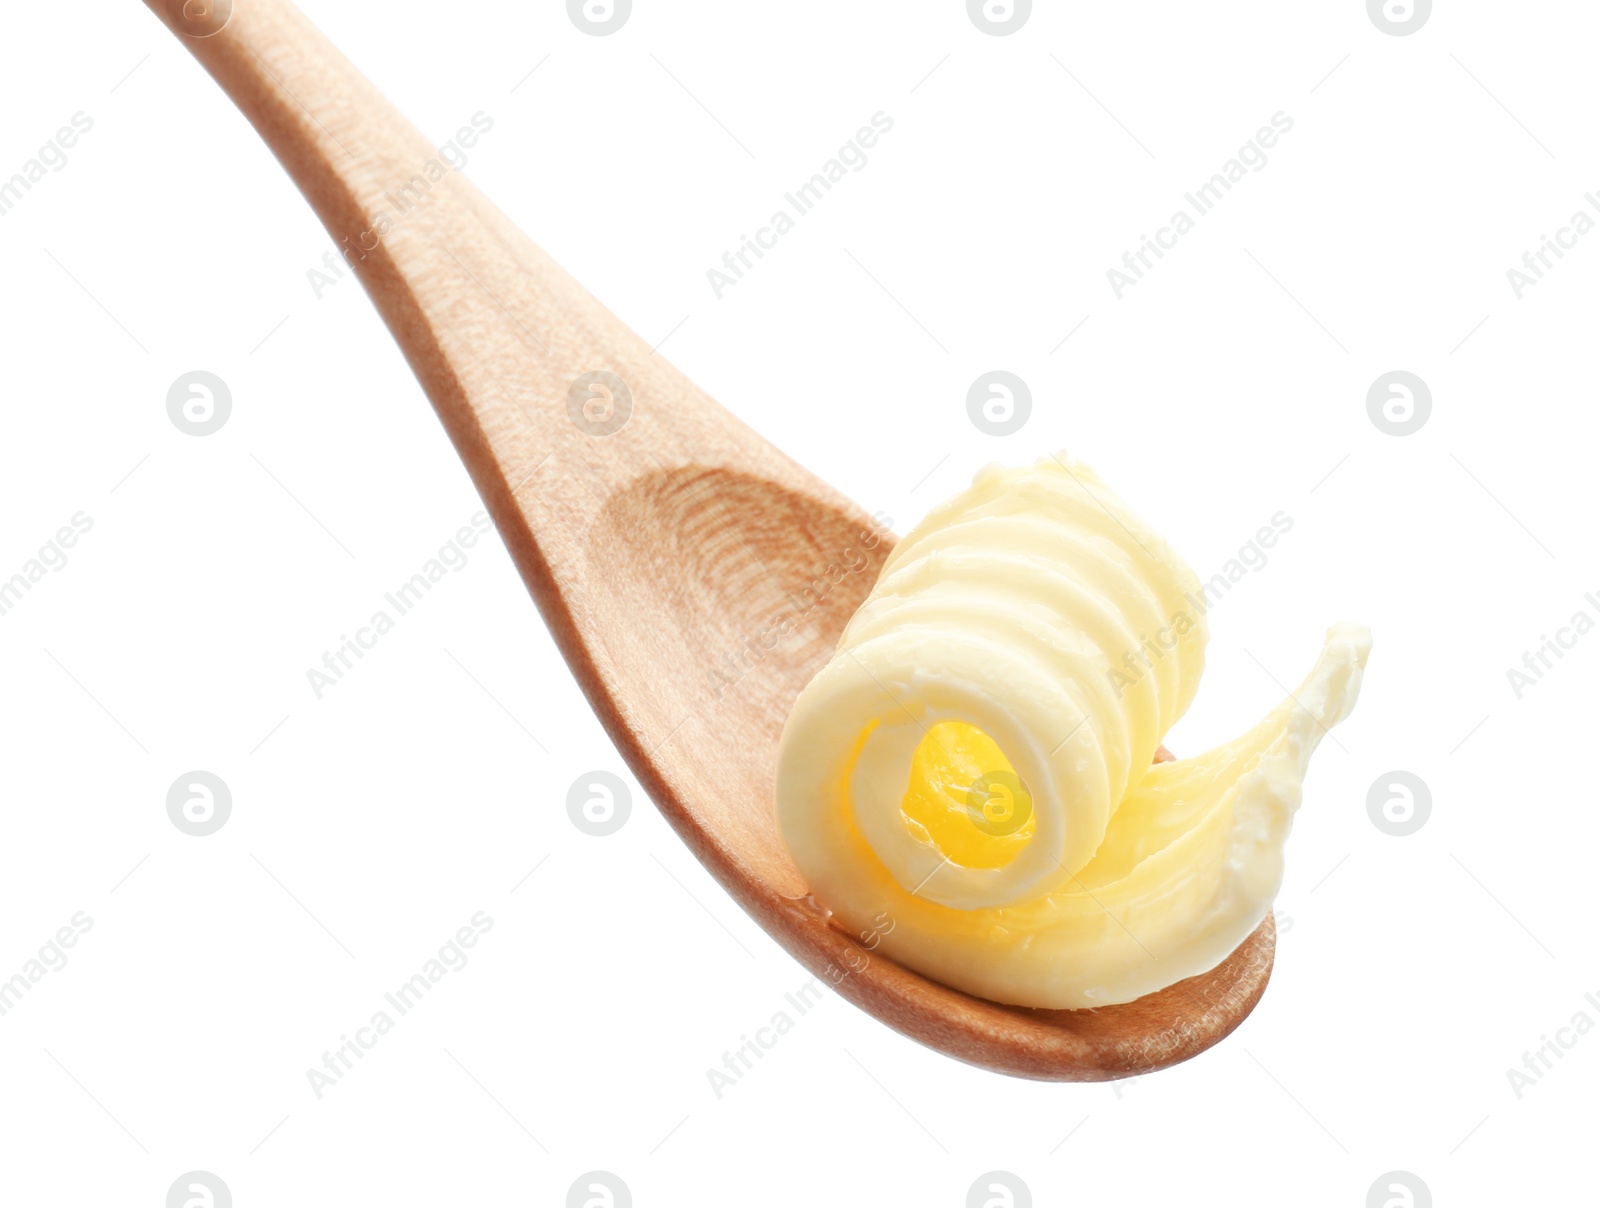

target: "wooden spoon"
[142,0,1274,1079]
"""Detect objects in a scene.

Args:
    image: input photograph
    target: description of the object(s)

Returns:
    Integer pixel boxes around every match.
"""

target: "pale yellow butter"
[776,456,1369,1009]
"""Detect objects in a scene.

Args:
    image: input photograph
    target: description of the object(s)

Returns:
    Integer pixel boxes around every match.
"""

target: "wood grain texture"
[143,0,1275,1078]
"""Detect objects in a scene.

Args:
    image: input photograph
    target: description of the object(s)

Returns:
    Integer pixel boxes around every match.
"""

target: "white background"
[1,1,1594,1204]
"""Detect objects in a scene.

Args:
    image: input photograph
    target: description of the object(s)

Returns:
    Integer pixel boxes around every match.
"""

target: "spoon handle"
[142,0,795,551]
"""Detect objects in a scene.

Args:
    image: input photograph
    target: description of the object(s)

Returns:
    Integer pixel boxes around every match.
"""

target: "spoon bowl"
[143,0,1274,1078]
